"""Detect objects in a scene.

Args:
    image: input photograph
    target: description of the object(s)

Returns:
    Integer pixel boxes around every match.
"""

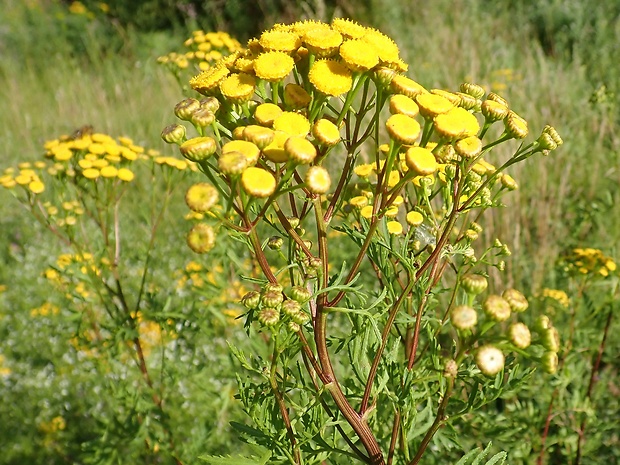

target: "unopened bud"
[503,288,528,312]
[261,290,284,308]
[180,136,217,162]
[289,285,312,303]
[191,108,215,127]
[504,111,529,139]
[459,82,485,100]
[175,98,201,120]
[200,96,221,113]
[268,236,284,250]
[509,322,531,349]
[461,274,488,295]
[258,307,280,326]
[476,345,505,377]
[483,294,511,321]
[541,351,559,374]
[161,124,186,144]
[242,291,261,309]
[541,326,560,352]
[443,359,458,378]
[534,315,552,333]
[450,305,478,330]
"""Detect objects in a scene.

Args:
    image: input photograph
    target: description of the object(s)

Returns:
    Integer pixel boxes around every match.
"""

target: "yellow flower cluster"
[563,247,617,278]
[158,30,242,74]
[45,253,105,301]
[540,288,570,308]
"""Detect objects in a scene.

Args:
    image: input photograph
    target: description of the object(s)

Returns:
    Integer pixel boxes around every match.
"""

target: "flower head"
[241,167,276,197]
[476,345,505,377]
[259,29,301,53]
[254,51,295,82]
[303,27,343,57]
[284,83,312,109]
[405,146,437,175]
[331,18,367,39]
[190,66,230,95]
[285,136,317,164]
[222,140,261,166]
[483,294,511,321]
[309,59,353,97]
[451,305,478,330]
[254,103,283,126]
[313,119,341,146]
[434,107,480,140]
[187,223,216,254]
[339,39,379,72]
[386,114,421,145]
[186,183,219,212]
[416,93,455,119]
[391,75,427,98]
[273,112,310,136]
[306,166,331,194]
[219,72,256,103]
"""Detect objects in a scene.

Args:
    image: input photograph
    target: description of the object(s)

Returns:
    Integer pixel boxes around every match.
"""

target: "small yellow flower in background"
[117,168,135,182]
[186,183,219,213]
[386,114,421,145]
[254,51,295,82]
[339,39,379,72]
[541,288,570,308]
[306,166,331,194]
[219,73,256,103]
[406,210,424,226]
[360,205,374,219]
[405,146,437,175]
[28,180,45,194]
[389,94,419,118]
[242,167,276,197]
[100,166,118,178]
[434,107,480,140]
[273,112,310,136]
[187,223,216,254]
[387,220,403,235]
[82,168,100,179]
[354,165,374,180]
[349,195,369,208]
[254,103,283,126]
[309,59,353,97]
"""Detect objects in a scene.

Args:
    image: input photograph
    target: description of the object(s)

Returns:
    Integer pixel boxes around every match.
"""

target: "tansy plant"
[0,129,204,462]
[162,18,563,465]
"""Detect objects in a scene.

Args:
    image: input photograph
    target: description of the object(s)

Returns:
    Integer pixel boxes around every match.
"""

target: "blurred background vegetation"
[1,0,618,463]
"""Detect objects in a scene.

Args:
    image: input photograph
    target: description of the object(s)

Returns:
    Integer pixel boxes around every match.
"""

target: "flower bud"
[450,305,478,330]
[200,97,220,113]
[481,99,509,122]
[268,236,284,250]
[281,299,302,317]
[483,294,511,321]
[186,223,216,254]
[487,92,509,108]
[291,310,310,325]
[289,285,312,303]
[258,307,280,326]
[306,166,331,194]
[475,345,505,377]
[443,359,458,378]
[243,125,275,150]
[504,111,529,139]
[161,124,186,145]
[185,183,219,213]
[261,290,284,308]
[541,326,560,352]
[180,136,217,162]
[288,321,301,332]
[242,291,261,309]
[175,98,200,120]
[534,315,552,333]
[541,351,559,374]
[191,108,216,128]
[456,92,478,110]
[465,229,479,241]
[502,288,528,312]
[459,82,485,100]
[264,283,284,294]
[284,83,312,109]
[536,132,557,152]
[501,174,518,190]
[218,151,249,176]
[509,322,532,349]
[374,66,397,88]
[461,274,488,295]
[543,125,563,146]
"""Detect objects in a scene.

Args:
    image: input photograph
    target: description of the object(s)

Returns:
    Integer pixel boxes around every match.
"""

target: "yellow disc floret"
[309,59,353,97]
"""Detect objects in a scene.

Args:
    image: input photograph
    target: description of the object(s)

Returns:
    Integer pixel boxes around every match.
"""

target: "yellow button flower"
[253,51,295,82]
[331,18,367,39]
[222,140,261,166]
[303,27,343,57]
[190,66,230,95]
[387,220,403,235]
[254,103,283,127]
[259,29,301,53]
[406,211,424,226]
[309,59,353,97]
[241,167,277,198]
[219,72,256,103]
[305,166,331,194]
[385,114,421,145]
[339,39,379,72]
[434,107,480,140]
[389,94,419,118]
[284,83,312,109]
[273,112,310,136]
[405,146,437,175]
[391,75,427,99]
[455,136,482,159]
[312,119,341,146]
[416,93,455,118]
